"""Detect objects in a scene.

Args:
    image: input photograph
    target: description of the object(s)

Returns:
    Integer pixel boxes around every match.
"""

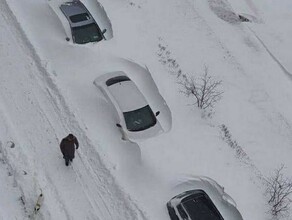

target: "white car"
[167,176,243,220]
[93,69,171,141]
[49,0,113,44]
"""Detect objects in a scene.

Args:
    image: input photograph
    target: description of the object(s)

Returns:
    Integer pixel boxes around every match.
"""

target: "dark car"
[167,177,244,220]
[49,0,113,44]
[167,190,224,220]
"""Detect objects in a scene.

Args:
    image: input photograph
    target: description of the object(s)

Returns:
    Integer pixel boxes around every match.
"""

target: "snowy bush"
[265,165,292,219]
[179,66,223,111]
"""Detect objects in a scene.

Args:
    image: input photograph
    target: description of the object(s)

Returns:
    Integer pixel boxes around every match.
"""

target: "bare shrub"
[265,165,292,218]
[179,66,223,110]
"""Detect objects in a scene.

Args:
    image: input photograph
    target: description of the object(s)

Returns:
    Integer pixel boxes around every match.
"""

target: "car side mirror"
[102,29,107,34]
[116,123,122,128]
[66,37,70,41]
[155,111,160,116]
[222,194,237,207]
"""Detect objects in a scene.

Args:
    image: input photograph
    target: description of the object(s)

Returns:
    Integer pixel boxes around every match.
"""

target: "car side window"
[177,204,188,219]
[167,204,179,220]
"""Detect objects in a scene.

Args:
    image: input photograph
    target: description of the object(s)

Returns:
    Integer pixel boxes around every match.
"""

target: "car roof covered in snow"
[108,79,149,113]
[94,71,149,112]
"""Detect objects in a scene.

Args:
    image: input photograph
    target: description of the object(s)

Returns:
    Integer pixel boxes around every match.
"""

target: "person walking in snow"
[60,134,79,166]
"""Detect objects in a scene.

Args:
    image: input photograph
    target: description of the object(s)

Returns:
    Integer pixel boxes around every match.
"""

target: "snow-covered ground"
[1,0,292,219]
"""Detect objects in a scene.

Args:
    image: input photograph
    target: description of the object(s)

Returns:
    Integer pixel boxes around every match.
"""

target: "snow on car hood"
[127,120,164,141]
[81,0,113,40]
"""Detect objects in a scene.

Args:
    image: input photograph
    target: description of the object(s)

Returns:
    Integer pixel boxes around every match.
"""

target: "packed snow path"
[0,1,146,219]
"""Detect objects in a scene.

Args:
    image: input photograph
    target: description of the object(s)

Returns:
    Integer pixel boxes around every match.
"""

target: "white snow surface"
[1,0,292,219]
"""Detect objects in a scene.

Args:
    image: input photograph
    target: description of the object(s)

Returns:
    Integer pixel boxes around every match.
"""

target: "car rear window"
[182,192,224,220]
[106,76,130,86]
[70,13,90,23]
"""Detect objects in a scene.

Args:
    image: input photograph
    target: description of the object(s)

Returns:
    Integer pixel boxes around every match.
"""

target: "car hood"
[81,0,113,40]
[126,120,164,141]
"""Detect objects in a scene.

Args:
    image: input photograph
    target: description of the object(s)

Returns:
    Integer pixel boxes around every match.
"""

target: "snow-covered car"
[167,176,243,220]
[93,70,171,141]
[49,0,113,44]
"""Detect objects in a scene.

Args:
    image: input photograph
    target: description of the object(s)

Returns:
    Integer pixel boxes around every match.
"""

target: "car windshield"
[72,23,103,44]
[123,105,157,132]
[182,193,223,220]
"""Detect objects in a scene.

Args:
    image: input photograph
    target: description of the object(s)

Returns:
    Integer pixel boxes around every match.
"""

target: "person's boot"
[65,159,69,166]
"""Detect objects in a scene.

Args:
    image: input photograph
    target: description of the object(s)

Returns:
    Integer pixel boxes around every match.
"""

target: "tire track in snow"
[183,0,247,76]
[155,0,267,183]
[156,38,265,183]
[0,18,76,219]
[0,106,50,220]
[0,133,29,219]
[41,70,147,220]
[181,0,292,183]
[246,26,292,81]
[206,0,292,80]
[0,0,147,219]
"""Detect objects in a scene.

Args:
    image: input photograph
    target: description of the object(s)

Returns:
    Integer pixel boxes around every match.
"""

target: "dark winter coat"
[60,135,79,160]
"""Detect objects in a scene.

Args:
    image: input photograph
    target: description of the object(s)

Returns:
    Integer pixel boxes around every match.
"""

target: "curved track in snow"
[0,1,146,219]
